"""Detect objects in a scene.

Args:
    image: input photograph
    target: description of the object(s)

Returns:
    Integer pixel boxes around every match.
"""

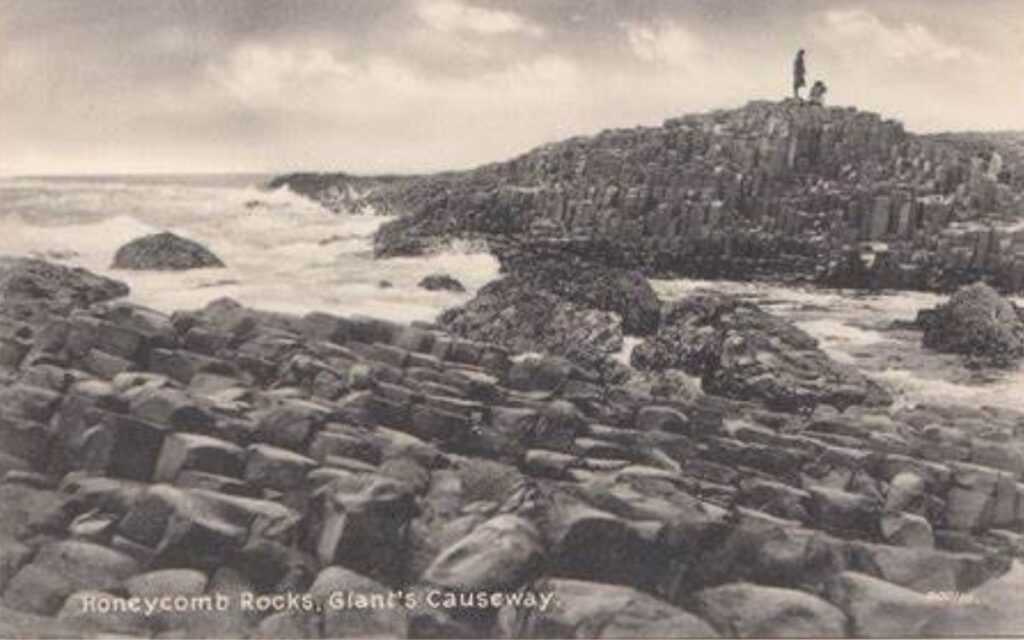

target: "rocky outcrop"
[495,244,661,336]
[266,171,436,216]
[437,250,657,374]
[112,232,225,271]
[632,292,893,411]
[299,100,1024,294]
[0,257,129,325]
[916,282,1024,368]
[438,276,624,373]
[418,273,465,293]
[1,258,1023,638]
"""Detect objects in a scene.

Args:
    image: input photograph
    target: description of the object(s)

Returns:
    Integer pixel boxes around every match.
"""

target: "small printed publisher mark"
[925,590,984,606]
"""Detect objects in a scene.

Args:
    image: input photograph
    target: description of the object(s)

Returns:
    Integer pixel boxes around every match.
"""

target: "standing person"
[793,49,806,99]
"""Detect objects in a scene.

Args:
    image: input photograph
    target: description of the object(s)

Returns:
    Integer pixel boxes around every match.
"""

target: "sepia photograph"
[0,0,1023,637]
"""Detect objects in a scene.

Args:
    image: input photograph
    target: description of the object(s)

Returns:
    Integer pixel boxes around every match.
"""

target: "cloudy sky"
[1,0,1021,176]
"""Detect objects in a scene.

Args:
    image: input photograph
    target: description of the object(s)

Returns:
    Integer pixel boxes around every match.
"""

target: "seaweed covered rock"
[631,292,892,411]
[917,283,1024,368]
[112,232,224,271]
[497,246,661,336]
[438,277,623,372]
[437,247,657,374]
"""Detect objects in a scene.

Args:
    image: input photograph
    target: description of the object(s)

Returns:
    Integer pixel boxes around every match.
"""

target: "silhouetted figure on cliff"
[810,80,827,105]
[793,49,806,99]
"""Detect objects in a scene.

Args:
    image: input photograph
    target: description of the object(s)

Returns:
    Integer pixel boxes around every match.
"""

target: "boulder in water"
[112,232,224,271]
[631,292,892,411]
[418,273,465,292]
[916,283,1024,368]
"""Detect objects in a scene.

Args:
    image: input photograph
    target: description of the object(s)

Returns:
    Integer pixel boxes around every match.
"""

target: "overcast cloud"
[1,0,1021,175]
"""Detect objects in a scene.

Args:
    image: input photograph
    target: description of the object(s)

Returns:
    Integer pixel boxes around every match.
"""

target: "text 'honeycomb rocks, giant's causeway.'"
[1,256,1024,638]
[278,100,1024,295]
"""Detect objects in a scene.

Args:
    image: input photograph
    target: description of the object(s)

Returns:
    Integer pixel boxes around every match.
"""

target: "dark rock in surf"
[419,273,465,293]
[112,232,224,271]
[916,282,1024,368]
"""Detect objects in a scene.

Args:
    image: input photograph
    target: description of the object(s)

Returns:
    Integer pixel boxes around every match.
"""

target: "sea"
[1,173,1021,411]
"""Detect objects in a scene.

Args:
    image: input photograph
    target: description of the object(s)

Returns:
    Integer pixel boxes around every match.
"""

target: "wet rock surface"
[112,232,225,271]
[632,292,893,411]
[1,258,1022,638]
[916,282,1024,368]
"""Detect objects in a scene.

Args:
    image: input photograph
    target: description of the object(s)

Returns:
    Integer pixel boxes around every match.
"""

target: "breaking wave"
[2,173,1020,411]
[0,174,499,323]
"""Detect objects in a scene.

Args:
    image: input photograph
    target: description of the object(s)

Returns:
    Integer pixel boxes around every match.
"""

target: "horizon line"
[2,106,1021,181]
